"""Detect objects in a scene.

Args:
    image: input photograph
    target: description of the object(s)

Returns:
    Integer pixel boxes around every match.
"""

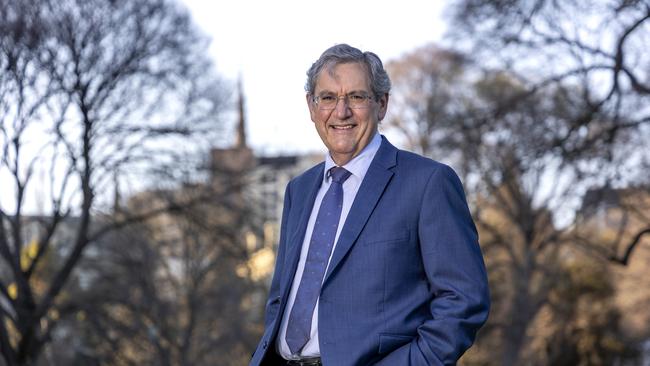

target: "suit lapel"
[324,137,398,284]
[280,163,324,295]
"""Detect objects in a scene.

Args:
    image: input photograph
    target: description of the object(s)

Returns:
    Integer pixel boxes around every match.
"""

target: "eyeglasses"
[312,92,375,110]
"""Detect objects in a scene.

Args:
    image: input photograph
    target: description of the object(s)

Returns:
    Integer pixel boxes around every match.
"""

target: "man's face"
[307,62,388,166]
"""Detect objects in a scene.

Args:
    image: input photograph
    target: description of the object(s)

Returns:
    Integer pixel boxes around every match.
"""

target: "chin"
[330,145,355,155]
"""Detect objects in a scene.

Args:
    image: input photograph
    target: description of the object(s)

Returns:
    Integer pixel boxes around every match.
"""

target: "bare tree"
[0,0,227,364]
[440,2,650,362]
[53,183,258,365]
[385,41,644,365]
[384,44,470,158]
[449,0,650,263]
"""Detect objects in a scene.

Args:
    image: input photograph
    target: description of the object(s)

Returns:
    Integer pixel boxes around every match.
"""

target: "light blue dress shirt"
[277,133,382,359]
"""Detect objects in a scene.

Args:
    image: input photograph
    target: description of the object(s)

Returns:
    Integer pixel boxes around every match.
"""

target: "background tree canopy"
[0,0,244,364]
[384,1,650,364]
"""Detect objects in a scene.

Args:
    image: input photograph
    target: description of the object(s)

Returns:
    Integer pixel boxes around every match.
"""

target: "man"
[250,44,489,366]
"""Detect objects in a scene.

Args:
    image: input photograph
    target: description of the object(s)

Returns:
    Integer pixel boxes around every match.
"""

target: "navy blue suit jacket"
[251,137,489,366]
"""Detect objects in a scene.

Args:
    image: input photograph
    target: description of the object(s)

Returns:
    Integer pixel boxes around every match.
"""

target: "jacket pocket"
[378,333,414,354]
[362,229,410,246]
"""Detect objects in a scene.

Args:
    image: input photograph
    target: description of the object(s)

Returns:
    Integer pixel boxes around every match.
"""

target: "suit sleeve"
[263,181,293,330]
[376,164,490,366]
[251,182,295,365]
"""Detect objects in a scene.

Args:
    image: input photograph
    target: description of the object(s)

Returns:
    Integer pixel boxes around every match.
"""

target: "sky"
[181,0,449,155]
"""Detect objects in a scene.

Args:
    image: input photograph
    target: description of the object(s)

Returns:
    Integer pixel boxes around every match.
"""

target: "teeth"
[332,125,354,129]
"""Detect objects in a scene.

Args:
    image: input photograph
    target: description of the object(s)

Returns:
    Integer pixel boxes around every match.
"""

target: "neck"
[330,152,354,166]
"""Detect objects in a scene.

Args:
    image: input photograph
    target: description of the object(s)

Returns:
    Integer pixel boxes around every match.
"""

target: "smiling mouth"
[330,124,355,130]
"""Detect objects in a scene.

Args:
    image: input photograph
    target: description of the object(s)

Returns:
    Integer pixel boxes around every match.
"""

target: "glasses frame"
[311,92,376,110]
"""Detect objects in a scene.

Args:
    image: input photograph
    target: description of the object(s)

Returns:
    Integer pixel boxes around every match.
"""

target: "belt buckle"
[287,357,321,366]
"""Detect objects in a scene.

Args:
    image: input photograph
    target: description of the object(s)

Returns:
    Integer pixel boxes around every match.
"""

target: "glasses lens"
[318,95,337,109]
[317,94,372,110]
[348,94,369,108]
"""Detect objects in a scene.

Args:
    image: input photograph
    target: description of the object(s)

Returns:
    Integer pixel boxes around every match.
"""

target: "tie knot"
[329,167,351,184]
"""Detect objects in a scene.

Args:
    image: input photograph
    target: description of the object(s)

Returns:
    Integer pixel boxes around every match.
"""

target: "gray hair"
[305,44,391,99]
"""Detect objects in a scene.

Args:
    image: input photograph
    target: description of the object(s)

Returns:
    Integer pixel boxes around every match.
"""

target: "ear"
[377,93,389,121]
[306,94,317,122]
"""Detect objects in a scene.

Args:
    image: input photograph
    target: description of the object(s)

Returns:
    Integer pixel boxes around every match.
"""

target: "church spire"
[113,170,121,216]
[236,75,247,149]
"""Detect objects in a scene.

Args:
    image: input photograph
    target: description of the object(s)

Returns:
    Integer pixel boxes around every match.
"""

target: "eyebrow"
[316,90,369,96]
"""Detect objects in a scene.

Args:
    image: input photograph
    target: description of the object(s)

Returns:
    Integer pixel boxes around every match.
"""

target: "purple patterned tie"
[285,167,352,355]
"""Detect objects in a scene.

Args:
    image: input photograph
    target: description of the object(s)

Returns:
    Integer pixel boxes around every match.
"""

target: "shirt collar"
[324,132,382,182]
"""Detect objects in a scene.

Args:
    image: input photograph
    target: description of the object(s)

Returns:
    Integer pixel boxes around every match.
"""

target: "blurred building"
[210,81,321,283]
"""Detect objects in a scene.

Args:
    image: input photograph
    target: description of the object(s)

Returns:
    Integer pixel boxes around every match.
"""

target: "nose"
[334,96,353,119]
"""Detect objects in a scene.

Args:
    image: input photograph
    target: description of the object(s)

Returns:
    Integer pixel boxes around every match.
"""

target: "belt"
[285,357,322,366]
